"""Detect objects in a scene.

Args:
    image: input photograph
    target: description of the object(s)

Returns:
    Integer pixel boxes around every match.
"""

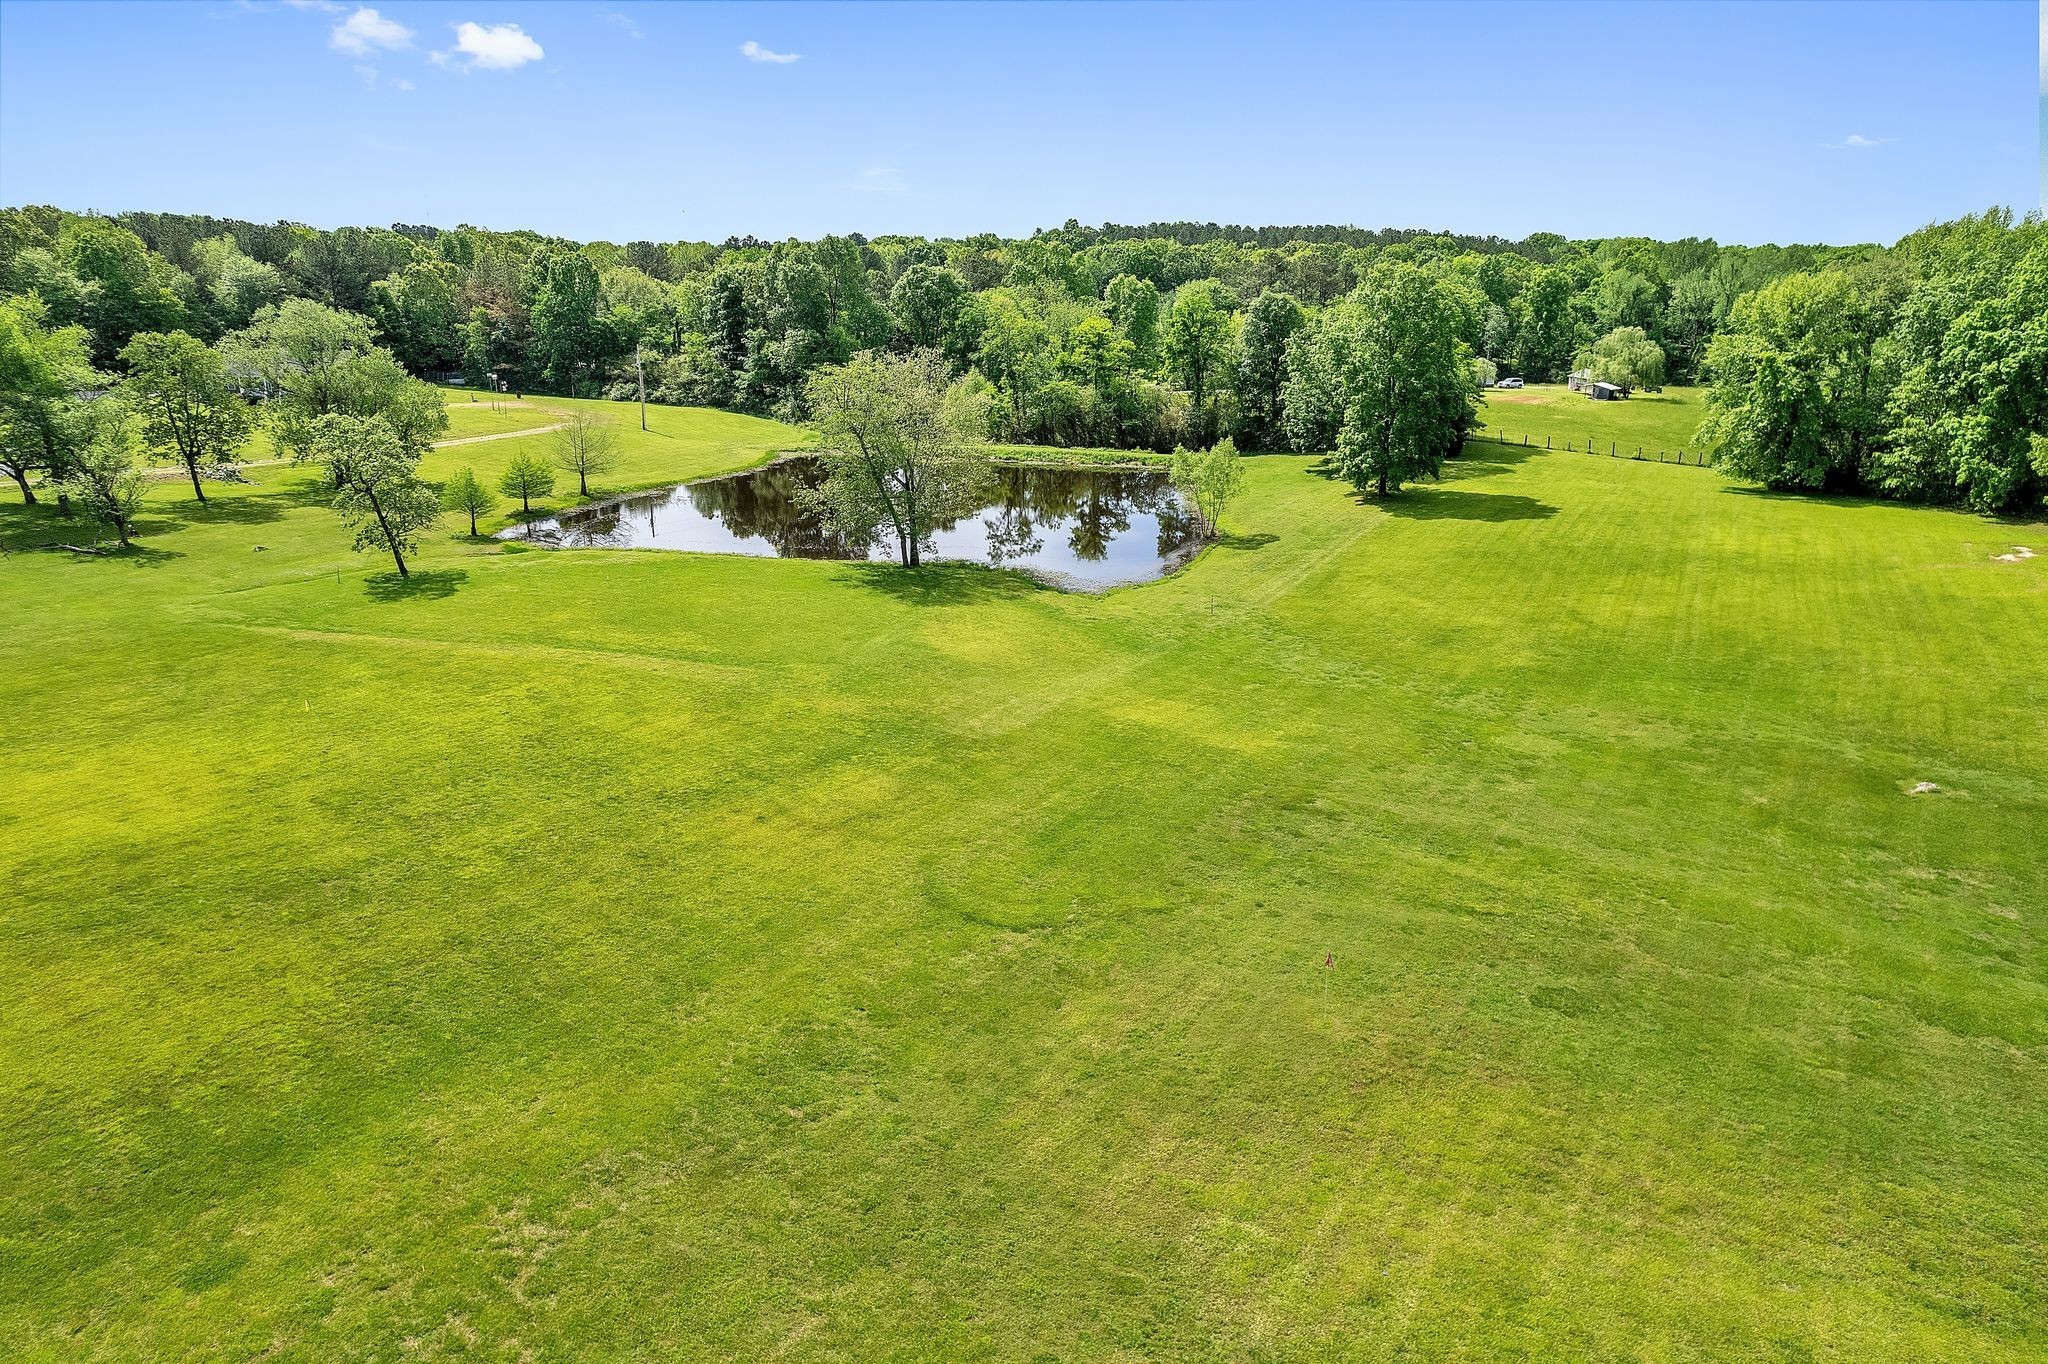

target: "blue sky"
[0,1,2038,246]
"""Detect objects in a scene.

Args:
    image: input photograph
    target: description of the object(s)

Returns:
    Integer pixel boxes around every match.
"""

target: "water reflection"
[505,457,1202,589]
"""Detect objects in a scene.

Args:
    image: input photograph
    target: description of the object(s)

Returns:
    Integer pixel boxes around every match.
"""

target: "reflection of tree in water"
[686,457,875,559]
[981,500,1044,564]
[547,460,1197,572]
[551,498,639,547]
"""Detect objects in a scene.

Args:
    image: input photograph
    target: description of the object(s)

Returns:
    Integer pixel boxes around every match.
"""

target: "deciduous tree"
[797,348,992,568]
[1311,263,1480,497]
[1170,436,1247,532]
[62,397,149,547]
[118,330,254,503]
[0,293,99,502]
[549,410,619,497]
[306,413,441,577]
[1233,291,1304,450]
[1163,282,1236,446]
[441,466,499,536]
[1574,326,1666,396]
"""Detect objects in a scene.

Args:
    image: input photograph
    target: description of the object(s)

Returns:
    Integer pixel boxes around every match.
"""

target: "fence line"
[1471,429,1714,468]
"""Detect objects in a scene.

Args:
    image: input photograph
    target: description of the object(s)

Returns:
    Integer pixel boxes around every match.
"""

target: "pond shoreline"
[494,454,1208,592]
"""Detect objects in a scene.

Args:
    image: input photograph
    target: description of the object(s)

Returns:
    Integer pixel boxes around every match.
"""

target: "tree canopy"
[797,348,992,568]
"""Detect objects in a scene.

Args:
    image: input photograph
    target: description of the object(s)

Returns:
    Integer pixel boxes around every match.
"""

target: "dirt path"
[432,424,567,449]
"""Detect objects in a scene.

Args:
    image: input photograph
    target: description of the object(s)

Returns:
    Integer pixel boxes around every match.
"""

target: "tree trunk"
[114,516,131,547]
[1377,471,1389,497]
[185,457,208,504]
[469,508,479,536]
[6,465,33,505]
[521,491,531,513]
[366,487,407,577]
[579,470,589,497]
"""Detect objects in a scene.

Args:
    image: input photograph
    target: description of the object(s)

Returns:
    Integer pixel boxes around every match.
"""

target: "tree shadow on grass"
[1214,531,1279,551]
[833,560,1046,606]
[363,568,468,602]
[51,541,186,567]
[1304,459,1558,521]
[1379,488,1558,522]
[1446,441,1541,478]
[1721,483,2048,529]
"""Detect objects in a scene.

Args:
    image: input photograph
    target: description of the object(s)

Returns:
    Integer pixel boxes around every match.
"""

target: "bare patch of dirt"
[1991,546,2036,562]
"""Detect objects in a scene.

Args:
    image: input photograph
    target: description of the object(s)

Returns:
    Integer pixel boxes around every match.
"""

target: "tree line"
[0,203,1835,433]
[2,203,2041,523]
[1700,209,2045,514]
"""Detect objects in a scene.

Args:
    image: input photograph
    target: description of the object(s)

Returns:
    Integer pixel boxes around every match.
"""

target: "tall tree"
[118,330,254,503]
[889,264,970,356]
[62,397,149,547]
[1307,264,1479,497]
[1104,274,1162,367]
[1233,291,1305,450]
[1513,266,1577,382]
[524,245,606,395]
[1879,230,2048,513]
[0,293,99,502]
[305,413,442,577]
[59,218,185,361]
[368,257,465,374]
[796,348,993,568]
[1163,282,1237,446]
[190,235,286,332]
[1700,267,1900,493]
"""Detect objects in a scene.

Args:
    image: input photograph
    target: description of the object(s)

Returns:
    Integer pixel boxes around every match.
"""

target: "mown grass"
[1479,382,1710,457]
[1,397,2043,1362]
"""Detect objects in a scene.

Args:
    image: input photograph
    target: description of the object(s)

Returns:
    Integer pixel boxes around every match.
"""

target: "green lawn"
[436,397,572,441]
[2,399,2044,1362]
[1479,382,1711,459]
[417,394,807,530]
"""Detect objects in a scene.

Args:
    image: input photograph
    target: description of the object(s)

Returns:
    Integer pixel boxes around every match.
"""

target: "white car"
[1496,377,1525,389]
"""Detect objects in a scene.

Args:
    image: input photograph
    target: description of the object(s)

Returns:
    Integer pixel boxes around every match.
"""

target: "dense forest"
[1,203,2042,512]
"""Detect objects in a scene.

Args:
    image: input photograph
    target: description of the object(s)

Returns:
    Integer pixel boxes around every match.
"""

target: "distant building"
[1567,369,1593,393]
[1590,381,1625,401]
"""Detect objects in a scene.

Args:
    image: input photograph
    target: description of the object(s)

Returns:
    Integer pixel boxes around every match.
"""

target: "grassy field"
[2,395,2044,1362]
[1478,382,1710,458]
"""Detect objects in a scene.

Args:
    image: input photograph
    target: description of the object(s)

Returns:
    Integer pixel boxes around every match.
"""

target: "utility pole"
[635,341,648,431]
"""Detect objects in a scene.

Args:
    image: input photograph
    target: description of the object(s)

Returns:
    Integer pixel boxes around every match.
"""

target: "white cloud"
[1824,133,1894,151]
[283,0,345,12]
[842,165,905,195]
[329,6,412,56]
[443,20,545,70]
[605,11,644,41]
[740,40,799,64]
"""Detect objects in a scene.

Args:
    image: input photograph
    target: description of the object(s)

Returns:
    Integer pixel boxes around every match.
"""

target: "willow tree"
[797,348,991,568]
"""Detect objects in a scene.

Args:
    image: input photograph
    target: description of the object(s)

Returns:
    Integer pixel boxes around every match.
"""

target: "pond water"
[502,457,1204,589]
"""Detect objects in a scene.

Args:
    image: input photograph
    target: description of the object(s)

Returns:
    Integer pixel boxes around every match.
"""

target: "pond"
[501,457,1204,590]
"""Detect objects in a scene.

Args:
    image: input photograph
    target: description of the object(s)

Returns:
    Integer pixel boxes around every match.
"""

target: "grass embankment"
[1,395,2044,1362]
